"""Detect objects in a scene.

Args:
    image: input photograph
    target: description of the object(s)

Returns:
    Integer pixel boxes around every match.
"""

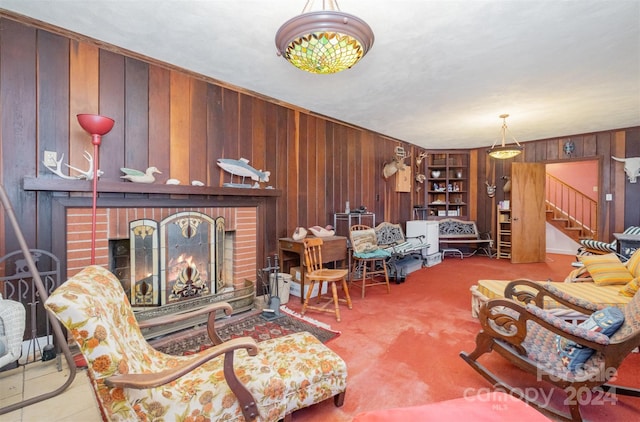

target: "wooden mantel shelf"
[23,177,281,197]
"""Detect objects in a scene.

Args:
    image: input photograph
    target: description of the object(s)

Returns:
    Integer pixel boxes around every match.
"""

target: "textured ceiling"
[1,0,638,149]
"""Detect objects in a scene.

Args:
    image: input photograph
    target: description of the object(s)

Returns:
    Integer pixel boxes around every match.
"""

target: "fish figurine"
[121,166,161,183]
[217,158,270,187]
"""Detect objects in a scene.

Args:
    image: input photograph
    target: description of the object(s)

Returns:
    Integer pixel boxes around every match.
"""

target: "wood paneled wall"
[0,14,638,271]
[473,127,640,244]
[0,16,419,270]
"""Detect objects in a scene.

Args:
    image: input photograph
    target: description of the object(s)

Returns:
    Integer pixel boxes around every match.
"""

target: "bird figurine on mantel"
[120,166,161,183]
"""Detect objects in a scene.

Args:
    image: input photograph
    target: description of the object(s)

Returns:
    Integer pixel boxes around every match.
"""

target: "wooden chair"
[349,224,391,298]
[301,237,352,322]
[45,265,348,421]
[460,279,640,421]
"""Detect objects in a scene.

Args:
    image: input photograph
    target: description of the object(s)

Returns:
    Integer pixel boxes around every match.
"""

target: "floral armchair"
[45,265,347,421]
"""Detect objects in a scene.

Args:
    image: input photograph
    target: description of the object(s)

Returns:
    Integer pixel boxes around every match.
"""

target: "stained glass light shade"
[276,10,374,74]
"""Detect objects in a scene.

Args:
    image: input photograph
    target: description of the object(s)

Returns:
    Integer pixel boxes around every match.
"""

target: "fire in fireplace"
[123,211,225,309]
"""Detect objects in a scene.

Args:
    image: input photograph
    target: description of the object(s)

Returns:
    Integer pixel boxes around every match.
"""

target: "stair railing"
[545,174,597,240]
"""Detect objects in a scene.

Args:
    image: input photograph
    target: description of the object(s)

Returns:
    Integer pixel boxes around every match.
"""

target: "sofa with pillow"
[578,225,640,257]
[470,248,640,323]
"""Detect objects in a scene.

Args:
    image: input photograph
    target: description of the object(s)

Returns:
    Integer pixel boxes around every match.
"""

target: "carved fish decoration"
[217,157,270,188]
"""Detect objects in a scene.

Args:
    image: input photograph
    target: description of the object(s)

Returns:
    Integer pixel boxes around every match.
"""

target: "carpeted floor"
[281,253,640,421]
[152,308,339,355]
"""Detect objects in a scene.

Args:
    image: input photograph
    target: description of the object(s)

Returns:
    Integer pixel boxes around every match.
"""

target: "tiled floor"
[0,358,101,421]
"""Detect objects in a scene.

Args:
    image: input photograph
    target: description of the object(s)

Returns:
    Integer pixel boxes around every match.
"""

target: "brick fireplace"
[66,206,257,308]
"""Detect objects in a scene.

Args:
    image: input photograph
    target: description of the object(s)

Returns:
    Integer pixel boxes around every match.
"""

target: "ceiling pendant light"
[275,0,374,74]
[487,114,524,159]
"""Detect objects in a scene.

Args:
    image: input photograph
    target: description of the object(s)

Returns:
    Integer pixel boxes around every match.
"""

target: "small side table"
[278,236,348,303]
[614,233,640,259]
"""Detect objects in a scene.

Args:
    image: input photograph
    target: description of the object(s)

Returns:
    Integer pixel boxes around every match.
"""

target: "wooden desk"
[279,236,348,303]
[614,233,640,259]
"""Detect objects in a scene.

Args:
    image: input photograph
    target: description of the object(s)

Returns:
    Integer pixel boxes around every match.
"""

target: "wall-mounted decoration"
[396,165,412,192]
[564,139,575,155]
[43,150,101,180]
[612,156,640,183]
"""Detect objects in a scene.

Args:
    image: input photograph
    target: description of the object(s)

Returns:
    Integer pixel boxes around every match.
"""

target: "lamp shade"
[276,9,374,74]
[77,114,115,136]
[487,114,523,159]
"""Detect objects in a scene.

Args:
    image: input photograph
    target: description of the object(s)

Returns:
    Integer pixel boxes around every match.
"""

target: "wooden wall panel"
[169,71,190,183]
[98,50,125,182]
[206,84,224,186]
[624,128,640,227]
[148,66,171,183]
[69,41,99,170]
[0,18,37,250]
[36,31,69,252]
[189,78,207,184]
[124,58,149,175]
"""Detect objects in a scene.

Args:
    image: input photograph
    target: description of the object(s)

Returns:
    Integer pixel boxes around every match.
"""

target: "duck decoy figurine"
[120,166,161,183]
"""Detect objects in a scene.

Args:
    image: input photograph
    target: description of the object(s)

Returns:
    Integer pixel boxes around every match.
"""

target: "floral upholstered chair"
[45,265,347,421]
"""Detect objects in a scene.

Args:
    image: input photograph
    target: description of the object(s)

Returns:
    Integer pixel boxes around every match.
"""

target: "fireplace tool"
[259,255,285,321]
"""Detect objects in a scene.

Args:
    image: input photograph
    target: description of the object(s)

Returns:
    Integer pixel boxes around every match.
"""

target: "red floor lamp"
[76,114,114,265]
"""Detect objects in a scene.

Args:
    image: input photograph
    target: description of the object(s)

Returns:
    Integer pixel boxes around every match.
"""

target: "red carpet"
[284,253,640,421]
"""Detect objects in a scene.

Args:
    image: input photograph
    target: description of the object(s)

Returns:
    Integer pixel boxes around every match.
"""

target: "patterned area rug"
[154,307,340,356]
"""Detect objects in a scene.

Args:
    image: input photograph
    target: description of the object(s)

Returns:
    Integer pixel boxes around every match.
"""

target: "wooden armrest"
[137,302,233,330]
[106,336,260,421]
[105,336,258,388]
[503,279,597,315]
[138,302,232,345]
[479,298,605,355]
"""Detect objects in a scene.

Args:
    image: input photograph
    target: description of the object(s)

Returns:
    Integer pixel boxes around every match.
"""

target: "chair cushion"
[350,229,379,254]
[556,307,625,371]
[579,253,634,286]
[619,277,640,297]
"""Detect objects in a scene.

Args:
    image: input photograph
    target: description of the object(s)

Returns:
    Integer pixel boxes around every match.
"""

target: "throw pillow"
[579,253,634,286]
[625,248,640,278]
[556,307,625,371]
[619,276,640,298]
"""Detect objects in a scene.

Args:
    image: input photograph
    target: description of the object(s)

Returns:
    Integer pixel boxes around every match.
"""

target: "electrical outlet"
[606,193,613,201]
[43,151,57,167]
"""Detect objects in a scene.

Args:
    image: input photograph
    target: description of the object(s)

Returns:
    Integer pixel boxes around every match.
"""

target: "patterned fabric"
[579,253,634,286]
[45,265,347,422]
[555,307,625,371]
[350,229,379,253]
[476,279,631,310]
[619,277,640,297]
[526,304,611,345]
[624,248,640,277]
[610,286,640,340]
[579,238,617,254]
[579,226,640,254]
[518,320,606,382]
[542,283,601,312]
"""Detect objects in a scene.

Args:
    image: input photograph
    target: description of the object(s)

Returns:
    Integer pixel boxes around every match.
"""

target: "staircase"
[545,174,597,242]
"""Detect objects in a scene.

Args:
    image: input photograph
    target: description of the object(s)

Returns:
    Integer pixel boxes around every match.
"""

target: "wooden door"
[511,162,546,263]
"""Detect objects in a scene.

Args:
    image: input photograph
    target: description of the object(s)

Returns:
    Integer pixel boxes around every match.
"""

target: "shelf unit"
[497,206,512,259]
[426,152,469,218]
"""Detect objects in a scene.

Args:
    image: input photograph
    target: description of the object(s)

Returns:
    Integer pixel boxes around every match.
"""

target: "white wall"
[546,222,581,255]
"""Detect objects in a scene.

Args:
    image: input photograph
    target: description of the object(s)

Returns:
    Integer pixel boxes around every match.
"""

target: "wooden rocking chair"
[460,279,640,422]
